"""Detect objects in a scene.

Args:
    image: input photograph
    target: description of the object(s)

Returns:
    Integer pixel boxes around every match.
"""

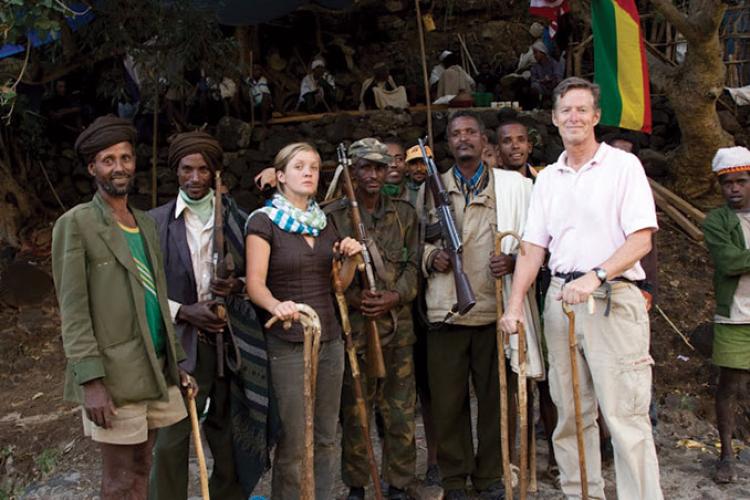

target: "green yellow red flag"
[592,0,652,133]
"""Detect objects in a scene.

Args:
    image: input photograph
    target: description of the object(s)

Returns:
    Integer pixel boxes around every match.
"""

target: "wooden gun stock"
[338,144,386,379]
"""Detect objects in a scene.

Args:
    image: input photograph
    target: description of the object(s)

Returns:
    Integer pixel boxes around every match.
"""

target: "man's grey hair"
[552,77,601,110]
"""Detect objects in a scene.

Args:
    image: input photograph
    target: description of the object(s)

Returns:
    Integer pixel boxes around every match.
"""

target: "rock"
[369,109,412,132]
[412,111,427,127]
[652,109,671,126]
[738,447,750,464]
[216,116,253,151]
[239,172,255,190]
[352,126,374,140]
[719,110,742,135]
[375,15,406,37]
[226,155,249,178]
[400,126,426,146]
[639,148,669,178]
[325,115,357,143]
[384,0,404,13]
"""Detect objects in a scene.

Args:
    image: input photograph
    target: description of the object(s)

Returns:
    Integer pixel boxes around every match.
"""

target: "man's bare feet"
[715,457,738,484]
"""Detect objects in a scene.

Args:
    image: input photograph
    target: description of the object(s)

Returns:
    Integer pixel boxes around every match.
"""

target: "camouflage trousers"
[341,344,417,489]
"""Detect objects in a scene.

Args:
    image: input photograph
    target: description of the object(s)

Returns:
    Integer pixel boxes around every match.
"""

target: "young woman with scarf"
[245,142,361,500]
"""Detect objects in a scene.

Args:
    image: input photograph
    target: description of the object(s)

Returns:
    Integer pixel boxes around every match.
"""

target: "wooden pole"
[151,82,159,208]
[517,322,528,500]
[494,234,513,500]
[187,390,210,500]
[415,0,434,150]
[562,303,589,500]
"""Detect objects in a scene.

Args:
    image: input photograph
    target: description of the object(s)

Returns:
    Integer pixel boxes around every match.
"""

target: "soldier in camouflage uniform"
[326,138,419,500]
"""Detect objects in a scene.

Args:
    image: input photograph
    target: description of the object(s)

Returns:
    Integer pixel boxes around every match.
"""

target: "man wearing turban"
[51,116,194,499]
[148,130,270,498]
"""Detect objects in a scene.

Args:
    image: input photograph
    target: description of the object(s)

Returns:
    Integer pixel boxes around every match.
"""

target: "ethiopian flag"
[592,0,651,133]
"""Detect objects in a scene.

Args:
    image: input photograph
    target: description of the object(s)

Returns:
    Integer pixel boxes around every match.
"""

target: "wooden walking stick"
[266,304,322,500]
[517,321,528,500]
[187,387,210,500]
[494,233,513,500]
[562,302,589,500]
[332,258,384,500]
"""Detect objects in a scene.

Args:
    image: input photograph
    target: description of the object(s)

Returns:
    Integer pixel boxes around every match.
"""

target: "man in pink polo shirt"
[500,77,662,499]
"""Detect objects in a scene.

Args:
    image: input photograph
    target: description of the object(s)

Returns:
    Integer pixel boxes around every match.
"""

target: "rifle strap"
[365,239,399,339]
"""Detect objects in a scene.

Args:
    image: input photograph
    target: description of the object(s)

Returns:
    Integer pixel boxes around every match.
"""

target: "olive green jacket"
[52,192,186,406]
[703,205,750,318]
[327,195,419,349]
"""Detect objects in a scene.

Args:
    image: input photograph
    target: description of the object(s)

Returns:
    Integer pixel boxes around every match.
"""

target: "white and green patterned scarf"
[247,192,327,236]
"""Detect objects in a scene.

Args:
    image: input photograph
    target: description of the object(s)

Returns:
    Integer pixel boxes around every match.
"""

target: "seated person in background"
[475,62,499,96]
[299,58,337,113]
[436,52,475,100]
[530,40,564,108]
[44,79,83,143]
[244,64,273,126]
[430,50,452,93]
[359,63,408,110]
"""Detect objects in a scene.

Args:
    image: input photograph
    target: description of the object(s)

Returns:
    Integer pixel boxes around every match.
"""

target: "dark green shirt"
[326,195,419,349]
[119,223,166,356]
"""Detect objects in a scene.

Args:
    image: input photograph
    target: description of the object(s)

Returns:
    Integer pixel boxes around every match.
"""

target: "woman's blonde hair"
[273,142,321,194]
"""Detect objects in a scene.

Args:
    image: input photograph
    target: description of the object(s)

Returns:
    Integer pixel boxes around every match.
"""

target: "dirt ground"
[3,214,750,499]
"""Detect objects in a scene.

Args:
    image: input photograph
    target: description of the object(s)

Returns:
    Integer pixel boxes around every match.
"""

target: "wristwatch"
[592,267,607,284]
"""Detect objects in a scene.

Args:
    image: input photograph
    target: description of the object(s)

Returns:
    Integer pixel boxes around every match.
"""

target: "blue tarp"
[0,4,94,60]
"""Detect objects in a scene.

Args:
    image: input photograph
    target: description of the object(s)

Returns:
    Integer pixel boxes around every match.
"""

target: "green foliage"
[33,447,59,476]
[1,0,240,119]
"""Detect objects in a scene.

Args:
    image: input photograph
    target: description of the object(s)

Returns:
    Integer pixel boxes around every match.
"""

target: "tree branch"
[649,0,698,41]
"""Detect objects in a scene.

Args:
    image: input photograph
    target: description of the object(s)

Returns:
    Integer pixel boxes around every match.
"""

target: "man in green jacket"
[51,116,194,500]
[703,145,750,484]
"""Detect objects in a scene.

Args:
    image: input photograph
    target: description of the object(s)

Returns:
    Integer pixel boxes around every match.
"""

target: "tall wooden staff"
[187,388,209,500]
[494,233,513,500]
[562,302,589,500]
[415,0,434,150]
[332,258,384,500]
[266,304,322,500]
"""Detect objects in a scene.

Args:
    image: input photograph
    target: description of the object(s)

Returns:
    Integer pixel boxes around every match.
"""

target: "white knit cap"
[439,50,452,61]
[712,146,750,175]
[311,58,325,70]
[532,40,548,55]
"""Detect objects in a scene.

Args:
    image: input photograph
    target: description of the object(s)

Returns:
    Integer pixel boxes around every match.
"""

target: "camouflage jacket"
[326,195,419,349]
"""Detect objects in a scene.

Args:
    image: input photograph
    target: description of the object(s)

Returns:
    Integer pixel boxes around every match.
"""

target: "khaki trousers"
[544,279,662,500]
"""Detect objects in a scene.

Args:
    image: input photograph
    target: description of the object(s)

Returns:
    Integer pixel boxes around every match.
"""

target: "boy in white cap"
[703,145,750,483]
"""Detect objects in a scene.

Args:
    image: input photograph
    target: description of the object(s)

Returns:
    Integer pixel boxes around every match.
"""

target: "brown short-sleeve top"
[246,212,342,342]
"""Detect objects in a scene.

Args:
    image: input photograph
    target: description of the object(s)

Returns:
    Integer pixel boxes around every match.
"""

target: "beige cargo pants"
[543,278,663,500]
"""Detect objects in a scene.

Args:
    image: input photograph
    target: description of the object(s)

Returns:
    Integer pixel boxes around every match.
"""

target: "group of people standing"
[53,75,701,500]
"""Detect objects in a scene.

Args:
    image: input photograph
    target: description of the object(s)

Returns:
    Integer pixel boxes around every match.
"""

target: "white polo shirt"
[523,141,657,281]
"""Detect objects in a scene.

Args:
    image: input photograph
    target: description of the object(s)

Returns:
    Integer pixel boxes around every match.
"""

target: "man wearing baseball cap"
[704,146,750,483]
[326,138,419,500]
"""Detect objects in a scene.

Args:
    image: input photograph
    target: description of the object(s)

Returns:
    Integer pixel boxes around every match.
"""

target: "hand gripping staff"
[337,144,387,379]
[265,304,322,500]
[187,386,210,500]
[418,137,476,320]
[332,256,384,500]
[562,301,589,500]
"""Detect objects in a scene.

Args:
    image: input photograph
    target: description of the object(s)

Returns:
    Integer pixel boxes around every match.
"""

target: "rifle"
[336,143,386,379]
[418,137,476,319]
[212,170,234,378]
[331,257,384,500]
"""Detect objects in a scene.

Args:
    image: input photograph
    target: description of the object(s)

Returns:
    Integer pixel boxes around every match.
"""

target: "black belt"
[552,271,644,316]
